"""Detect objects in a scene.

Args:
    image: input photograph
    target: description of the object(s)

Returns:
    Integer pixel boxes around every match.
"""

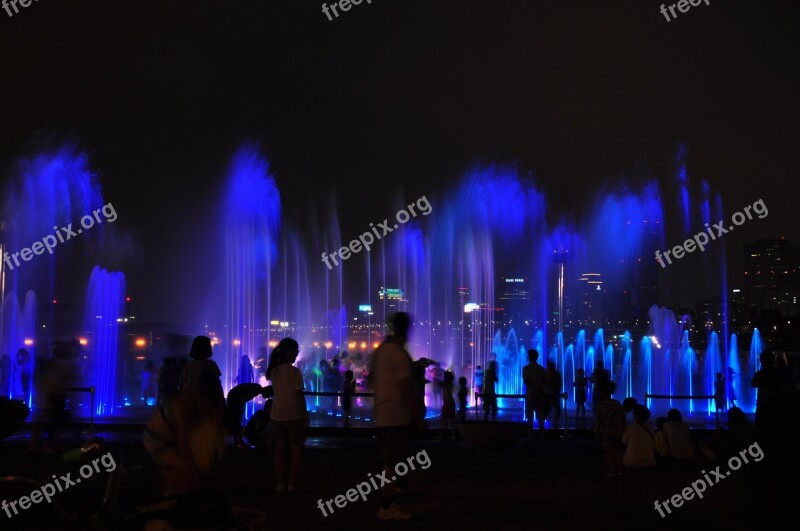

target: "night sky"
[1,0,798,324]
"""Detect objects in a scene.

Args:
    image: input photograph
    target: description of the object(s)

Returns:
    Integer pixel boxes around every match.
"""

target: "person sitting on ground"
[654,416,668,458]
[622,397,638,421]
[622,404,656,468]
[143,386,226,497]
[714,406,755,461]
[137,386,230,529]
[662,408,697,459]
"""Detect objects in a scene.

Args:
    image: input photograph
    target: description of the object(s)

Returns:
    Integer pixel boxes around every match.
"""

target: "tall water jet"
[620,331,633,399]
[742,329,764,412]
[639,336,653,408]
[603,344,614,381]
[575,330,586,379]
[84,266,125,416]
[1,291,36,404]
[563,343,575,406]
[218,144,281,392]
[679,330,696,413]
[704,332,722,414]
[728,333,738,410]
[727,332,742,412]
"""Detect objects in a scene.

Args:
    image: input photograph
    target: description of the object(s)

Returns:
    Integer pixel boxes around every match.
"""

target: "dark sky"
[1,0,799,322]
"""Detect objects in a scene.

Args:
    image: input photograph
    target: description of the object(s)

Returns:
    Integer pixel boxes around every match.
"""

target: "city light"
[135,338,147,348]
[348,342,356,349]
[464,302,480,313]
[268,340,278,348]
[360,341,367,349]
[324,341,333,349]
[233,339,241,346]
[78,338,88,346]
[23,338,34,346]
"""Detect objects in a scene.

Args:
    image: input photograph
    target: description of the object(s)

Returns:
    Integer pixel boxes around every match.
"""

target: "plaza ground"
[0,406,786,531]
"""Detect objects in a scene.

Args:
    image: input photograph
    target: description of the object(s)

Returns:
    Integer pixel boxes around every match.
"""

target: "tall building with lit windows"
[577,273,604,328]
[743,238,799,317]
[498,277,531,326]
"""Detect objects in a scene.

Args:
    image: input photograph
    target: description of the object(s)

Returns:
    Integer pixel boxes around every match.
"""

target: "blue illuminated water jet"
[84,266,125,416]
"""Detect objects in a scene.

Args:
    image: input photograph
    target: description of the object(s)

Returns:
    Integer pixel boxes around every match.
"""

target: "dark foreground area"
[0,424,788,531]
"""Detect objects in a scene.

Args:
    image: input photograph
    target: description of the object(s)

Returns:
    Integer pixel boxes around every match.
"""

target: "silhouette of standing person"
[523,349,546,437]
[237,355,255,385]
[157,357,180,406]
[181,336,225,412]
[714,372,725,414]
[142,360,158,405]
[16,348,31,401]
[751,350,782,442]
[483,361,499,421]
[265,338,308,492]
[573,368,588,420]
[0,355,10,398]
[543,361,562,426]
[594,380,625,477]
[371,312,425,520]
[726,367,737,409]
[473,365,484,409]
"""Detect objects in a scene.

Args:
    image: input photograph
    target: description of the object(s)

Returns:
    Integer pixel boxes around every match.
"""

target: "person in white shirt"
[622,404,656,468]
[265,337,308,492]
[371,312,425,520]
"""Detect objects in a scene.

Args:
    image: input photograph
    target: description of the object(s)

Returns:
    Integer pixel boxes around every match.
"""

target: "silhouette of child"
[714,372,725,413]
[457,376,468,423]
[439,371,457,438]
[343,369,356,427]
[573,368,587,420]
[482,361,499,421]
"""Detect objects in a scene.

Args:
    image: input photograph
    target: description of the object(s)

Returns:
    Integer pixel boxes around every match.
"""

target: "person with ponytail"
[265,337,308,492]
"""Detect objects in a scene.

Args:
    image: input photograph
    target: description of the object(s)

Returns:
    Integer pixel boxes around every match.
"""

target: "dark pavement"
[0,416,786,531]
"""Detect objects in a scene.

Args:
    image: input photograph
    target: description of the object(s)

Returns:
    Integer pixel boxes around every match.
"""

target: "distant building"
[729,288,745,328]
[498,277,531,326]
[743,238,799,317]
[577,273,604,328]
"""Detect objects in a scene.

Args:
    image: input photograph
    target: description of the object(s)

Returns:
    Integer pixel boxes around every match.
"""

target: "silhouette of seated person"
[662,408,696,459]
[714,406,755,461]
